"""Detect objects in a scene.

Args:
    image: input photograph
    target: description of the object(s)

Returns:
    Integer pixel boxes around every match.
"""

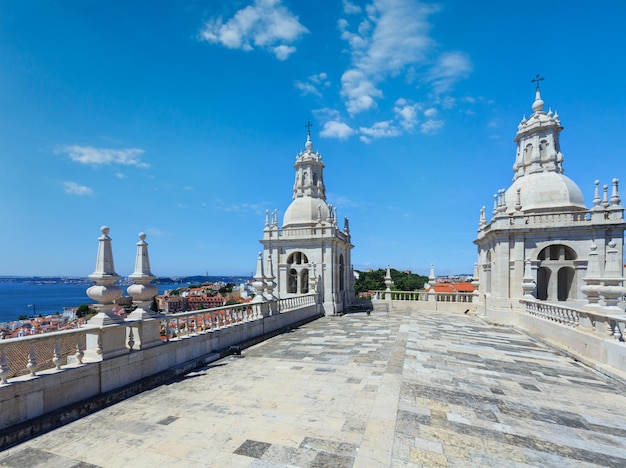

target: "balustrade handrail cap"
[0,325,89,344]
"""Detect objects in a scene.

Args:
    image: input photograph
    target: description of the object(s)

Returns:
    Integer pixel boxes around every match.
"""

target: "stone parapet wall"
[0,299,320,442]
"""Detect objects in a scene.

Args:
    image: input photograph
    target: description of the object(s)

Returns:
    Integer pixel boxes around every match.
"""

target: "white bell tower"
[260,124,354,314]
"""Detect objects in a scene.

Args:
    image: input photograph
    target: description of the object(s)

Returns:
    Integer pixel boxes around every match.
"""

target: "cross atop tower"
[305,120,313,138]
[531,74,544,91]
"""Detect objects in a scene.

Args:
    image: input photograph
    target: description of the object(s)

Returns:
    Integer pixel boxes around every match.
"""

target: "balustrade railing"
[520,298,625,343]
[371,290,475,303]
[0,294,317,383]
[158,302,258,342]
[0,328,88,383]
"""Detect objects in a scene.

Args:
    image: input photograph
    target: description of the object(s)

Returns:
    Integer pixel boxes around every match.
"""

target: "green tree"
[76,304,97,318]
[354,269,428,293]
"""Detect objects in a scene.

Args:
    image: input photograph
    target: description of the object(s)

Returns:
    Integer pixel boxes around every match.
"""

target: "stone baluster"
[126,232,161,350]
[26,345,38,376]
[75,340,84,364]
[0,348,10,384]
[52,341,62,370]
[84,226,127,361]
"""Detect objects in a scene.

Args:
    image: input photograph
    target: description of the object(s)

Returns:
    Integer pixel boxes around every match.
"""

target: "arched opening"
[288,269,298,293]
[301,269,309,293]
[537,245,577,301]
[557,267,574,301]
[287,252,309,265]
[536,267,550,300]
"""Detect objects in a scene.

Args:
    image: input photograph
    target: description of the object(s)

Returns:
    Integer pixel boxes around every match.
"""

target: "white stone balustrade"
[371,290,474,303]
[521,298,625,342]
[0,327,88,382]
[0,293,320,435]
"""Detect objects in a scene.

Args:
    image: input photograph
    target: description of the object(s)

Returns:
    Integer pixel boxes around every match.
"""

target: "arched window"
[286,251,310,294]
[557,267,574,301]
[536,245,577,301]
[536,267,550,300]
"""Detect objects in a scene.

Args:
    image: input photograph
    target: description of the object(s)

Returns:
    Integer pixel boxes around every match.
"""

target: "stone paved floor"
[1,310,626,467]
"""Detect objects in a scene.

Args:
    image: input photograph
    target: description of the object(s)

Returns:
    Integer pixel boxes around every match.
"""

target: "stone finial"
[593,180,601,207]
[384,265,394,293]
[492,194,498,216]
[264,252,276,300]
[264,210,270,228]
[479,206,486,227]
[344,217,350,234]
[611,178,621,206]
[599,240,626,311]
[602,184,609,208]
[127,232,159,320]
[515,188,522,211]
[428,263,436,289]
[87,226,123,325]
[252,252,266,302]
[581,242,602,308]
[90,226,117,278]
[309,262,318,293]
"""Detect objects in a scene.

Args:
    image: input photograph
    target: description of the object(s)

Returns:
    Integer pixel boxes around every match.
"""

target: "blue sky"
[1,0,625,277]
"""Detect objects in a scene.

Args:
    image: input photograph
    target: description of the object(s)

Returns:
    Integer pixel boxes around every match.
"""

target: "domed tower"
[475,79,625,318]
[260,126,354,314]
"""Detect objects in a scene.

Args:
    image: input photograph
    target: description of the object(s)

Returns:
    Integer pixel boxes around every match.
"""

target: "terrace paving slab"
[1,310,625,467]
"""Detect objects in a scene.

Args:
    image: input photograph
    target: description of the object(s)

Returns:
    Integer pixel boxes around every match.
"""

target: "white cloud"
[424,107,437,117]
[63,181,93,196]
[58,145,148,168]
[294,72,330,97]
[338,0,439,114]
[359,120,400,143]
[199,0,308,60]
[420,119,445,134]
[115,172,126,179]
[427,51,472,93]
[320,120,356,140]
[146,227,173,238]
[393,98,420,130]
[343,0,362,14]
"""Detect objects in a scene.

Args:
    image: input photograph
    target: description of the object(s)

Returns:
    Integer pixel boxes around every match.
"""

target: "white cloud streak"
[320,121,356,140]
[63,181,93,196]
[199,0,308,60]
[294,72,330,97]
[339,0,439,115]
[58,145,149,168]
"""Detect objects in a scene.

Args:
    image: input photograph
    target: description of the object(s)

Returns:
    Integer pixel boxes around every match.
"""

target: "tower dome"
[506,81,586,213]
[282,129,330,227]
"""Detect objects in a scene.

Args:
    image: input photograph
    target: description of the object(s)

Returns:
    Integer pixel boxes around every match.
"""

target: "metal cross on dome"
[532,74,544,91]
[305,120,313,136]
